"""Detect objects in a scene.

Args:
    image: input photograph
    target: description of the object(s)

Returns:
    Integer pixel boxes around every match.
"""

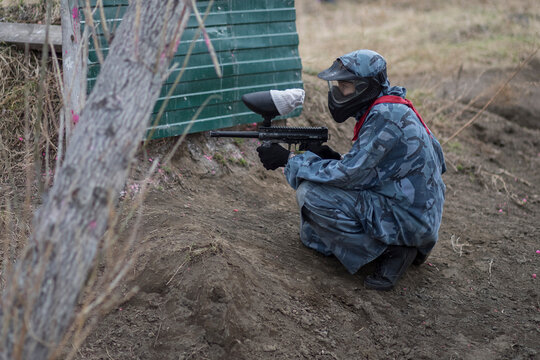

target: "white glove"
[270,88,305,116]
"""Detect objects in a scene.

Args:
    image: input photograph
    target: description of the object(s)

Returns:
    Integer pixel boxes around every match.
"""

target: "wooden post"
[60,0,87,139]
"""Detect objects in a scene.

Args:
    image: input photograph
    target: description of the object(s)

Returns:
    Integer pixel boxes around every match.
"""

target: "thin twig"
[97,0,111,44]
[153,322,162,348]
[166,258,190,286]
[84,0,105,65]
[191,0,222,78]
[144,0,214,143]
[488,259,494,284]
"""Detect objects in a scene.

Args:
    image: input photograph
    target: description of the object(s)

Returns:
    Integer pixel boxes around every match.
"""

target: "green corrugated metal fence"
[83,0,303,139]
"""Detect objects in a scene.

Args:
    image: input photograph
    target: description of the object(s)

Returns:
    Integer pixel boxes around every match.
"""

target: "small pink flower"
[533,274,537,279]
[536,250,540,254]
[18,137,23,141]
[148,158,153,162]
[233,209,239,212]
[498,209,503,213]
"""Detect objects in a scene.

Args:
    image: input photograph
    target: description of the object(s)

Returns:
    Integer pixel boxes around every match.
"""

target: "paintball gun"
[209,90,329,150]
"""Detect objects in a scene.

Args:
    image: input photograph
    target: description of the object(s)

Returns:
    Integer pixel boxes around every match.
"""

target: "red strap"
[352,95,431,141]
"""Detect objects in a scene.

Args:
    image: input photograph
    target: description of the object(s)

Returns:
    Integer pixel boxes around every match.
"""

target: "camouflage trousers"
[296,181,387,274]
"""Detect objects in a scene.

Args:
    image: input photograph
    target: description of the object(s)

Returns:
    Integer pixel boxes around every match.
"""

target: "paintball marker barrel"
[210,126,329,145]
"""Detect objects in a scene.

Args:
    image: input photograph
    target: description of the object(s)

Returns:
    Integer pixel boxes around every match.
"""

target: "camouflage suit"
[284,50,446,274]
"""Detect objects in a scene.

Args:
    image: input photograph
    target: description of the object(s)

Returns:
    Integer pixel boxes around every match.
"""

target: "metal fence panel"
[83,0,303,139]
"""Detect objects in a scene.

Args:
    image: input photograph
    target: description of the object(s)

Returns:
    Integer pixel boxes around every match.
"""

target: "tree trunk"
[0,1,191,359]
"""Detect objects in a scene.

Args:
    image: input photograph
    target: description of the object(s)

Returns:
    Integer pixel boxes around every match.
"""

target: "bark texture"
[0,1,191,359]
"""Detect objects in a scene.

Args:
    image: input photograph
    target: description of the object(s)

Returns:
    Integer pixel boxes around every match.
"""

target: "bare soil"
[76,58,540,360]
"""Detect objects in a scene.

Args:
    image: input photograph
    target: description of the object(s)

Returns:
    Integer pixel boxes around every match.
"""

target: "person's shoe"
[364,246,418,291]
[412,250,430,266]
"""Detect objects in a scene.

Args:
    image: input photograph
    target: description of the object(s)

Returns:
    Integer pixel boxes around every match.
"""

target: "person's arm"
[284,116,401,190]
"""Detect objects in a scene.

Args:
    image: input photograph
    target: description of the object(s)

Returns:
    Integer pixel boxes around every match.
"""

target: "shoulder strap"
[352,95,431,141]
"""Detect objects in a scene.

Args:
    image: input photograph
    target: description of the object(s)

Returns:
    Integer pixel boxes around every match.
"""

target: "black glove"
[256,143,290,170]
[299,143,341,160]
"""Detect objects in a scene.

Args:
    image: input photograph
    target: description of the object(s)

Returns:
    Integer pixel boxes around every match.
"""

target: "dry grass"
[0,46,61,191]
[296,0,540,78]
[0,4,62,309]
[0,0,60,24]
[0,45,61,309]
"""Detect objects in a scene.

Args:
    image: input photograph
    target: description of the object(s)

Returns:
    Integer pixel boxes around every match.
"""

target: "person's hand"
[299,143,341,160]
[256,143,290,170]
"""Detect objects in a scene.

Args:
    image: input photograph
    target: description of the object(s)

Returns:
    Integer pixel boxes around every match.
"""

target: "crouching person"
[257,49,446,291]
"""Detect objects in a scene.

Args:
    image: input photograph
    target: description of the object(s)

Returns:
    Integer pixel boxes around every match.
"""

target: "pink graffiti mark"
[72,7,79,20]
[71,110,79,125]
[71,7,80,43]
[202,30,211,48]
[173,39,181,53]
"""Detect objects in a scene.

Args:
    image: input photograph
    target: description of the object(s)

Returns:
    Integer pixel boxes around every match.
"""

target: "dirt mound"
[75,69,540,360]
[440,57,540,130]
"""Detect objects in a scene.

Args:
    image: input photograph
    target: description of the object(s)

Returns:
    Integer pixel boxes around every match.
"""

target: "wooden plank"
[0,22,62,52]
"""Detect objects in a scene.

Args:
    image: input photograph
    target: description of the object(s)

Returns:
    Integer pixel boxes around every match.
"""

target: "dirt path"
[77,66,540,359]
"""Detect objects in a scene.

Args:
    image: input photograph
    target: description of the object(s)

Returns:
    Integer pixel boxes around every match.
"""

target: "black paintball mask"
[318,60,383,123]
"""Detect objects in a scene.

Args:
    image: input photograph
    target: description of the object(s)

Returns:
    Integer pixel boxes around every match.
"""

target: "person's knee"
[296,181,316,207]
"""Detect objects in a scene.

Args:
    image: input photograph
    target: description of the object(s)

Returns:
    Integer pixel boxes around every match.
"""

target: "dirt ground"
[2,1,538,359]
[74,51,540,359]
